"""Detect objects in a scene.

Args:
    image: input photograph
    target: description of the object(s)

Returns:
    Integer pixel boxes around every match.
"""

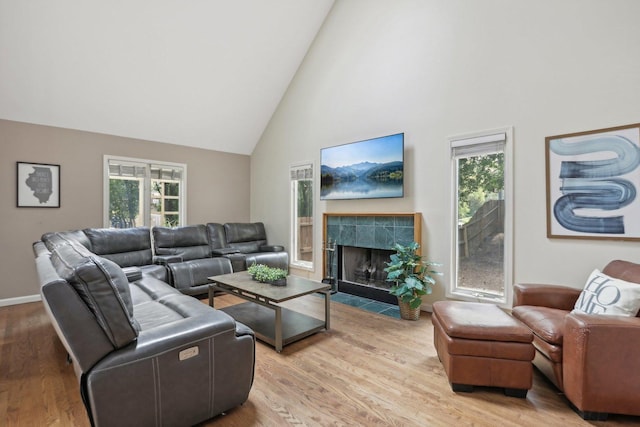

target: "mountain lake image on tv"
[321,133,404,200]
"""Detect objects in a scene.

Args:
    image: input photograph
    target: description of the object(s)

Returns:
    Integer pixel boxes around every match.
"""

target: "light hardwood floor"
[1,294,638,426]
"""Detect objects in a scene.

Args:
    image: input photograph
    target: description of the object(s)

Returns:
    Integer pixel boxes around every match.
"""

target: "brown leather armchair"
[512,260,640,421]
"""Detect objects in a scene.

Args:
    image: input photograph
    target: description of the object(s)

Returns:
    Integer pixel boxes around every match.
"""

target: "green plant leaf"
[247,263,287,283]
[383,241,442,309]
[409,298,422,309]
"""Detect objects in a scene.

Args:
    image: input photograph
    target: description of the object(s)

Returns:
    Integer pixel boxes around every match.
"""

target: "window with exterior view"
[450,130,513,304]
[150,167,182,227]
[291,163,313,270]
[105,156,186,229]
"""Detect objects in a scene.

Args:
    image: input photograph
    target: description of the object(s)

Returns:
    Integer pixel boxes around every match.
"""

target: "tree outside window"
[109,178,141,228]
[291,164,314,269]
[105,157,185,228]
[450,130,512,305]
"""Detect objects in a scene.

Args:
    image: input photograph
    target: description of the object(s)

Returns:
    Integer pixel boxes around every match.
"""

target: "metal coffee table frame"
[208,272,331,352]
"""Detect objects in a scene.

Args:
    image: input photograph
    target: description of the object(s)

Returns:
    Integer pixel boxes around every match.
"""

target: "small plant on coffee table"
[247,263,288,285]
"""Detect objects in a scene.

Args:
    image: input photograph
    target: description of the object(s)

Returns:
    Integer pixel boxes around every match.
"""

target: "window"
[104,156,186,228]
[290,163,314,270]
[450,128,513,305]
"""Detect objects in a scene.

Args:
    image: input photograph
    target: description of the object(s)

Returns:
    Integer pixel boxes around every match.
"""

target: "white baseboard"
[0,294,41,307]
[420,303,433,313]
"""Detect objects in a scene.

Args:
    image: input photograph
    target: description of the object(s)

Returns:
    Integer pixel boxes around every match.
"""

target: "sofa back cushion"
[42,230,91,251]
[224,222,267,254]
[206,223,227,250]
[152,224,211,261]
[84,227,153,267]
[604,260,640,318]
[51,242,139,348]
[36,251,116,373]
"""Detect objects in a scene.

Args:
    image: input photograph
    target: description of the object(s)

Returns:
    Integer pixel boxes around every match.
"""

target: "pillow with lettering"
[573,269,640,317]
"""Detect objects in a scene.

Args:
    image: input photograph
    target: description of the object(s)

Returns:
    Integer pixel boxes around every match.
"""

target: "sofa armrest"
[259,244,284,252]
[86,312,255,426]
[153,254,183,265]
[121,266,143,283]
[133,313,247,358]
[563,312,640,413]
[212,248,241,256]
[235,321,254,338]
[513,283,581,310]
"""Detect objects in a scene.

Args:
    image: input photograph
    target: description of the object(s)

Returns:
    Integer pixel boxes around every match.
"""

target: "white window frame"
[448,127,513,307]
[103,155,187,228]
[290,162,314,271]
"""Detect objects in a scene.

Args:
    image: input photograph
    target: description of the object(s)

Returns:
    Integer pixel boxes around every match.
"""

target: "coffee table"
[208,271,331,352]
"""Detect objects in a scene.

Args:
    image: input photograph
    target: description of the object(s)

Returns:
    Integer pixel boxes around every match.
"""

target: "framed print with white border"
[17,162,60,208]
[546,123,640,241]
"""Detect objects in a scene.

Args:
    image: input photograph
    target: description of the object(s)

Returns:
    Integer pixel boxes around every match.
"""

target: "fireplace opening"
[337,246,397,304]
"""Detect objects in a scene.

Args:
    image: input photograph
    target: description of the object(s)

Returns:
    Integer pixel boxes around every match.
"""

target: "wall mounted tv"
[320,132,404,200]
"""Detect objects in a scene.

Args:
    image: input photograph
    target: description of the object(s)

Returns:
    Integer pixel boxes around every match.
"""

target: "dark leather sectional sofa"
[33,222,287,426]
[152,222,288,295]
[41,222,288,296]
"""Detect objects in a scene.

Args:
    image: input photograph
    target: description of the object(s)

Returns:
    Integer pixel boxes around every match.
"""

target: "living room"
[2,1,640,426]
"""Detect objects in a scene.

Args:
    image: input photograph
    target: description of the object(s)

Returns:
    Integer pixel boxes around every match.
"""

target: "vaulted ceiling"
[0,1,334,155]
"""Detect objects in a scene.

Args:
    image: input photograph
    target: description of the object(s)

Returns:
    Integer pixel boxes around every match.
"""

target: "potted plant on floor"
[384,242,440,320]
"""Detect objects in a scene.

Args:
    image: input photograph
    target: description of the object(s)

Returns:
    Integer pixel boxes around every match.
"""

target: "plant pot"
[268,278,287,287]
[398,299,421,321]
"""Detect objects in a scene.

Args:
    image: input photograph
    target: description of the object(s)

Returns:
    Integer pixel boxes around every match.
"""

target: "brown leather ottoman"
[432,301,535,398]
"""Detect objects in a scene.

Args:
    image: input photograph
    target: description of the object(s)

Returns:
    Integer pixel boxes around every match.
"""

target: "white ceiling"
[0,0,334,155]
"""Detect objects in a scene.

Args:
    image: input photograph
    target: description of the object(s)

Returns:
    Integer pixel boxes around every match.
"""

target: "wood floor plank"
[1,295,639,426]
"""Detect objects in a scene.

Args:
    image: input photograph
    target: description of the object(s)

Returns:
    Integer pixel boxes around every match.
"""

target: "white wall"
[251,0,640,305]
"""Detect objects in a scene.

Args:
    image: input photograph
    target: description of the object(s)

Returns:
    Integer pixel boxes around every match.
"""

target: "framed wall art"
[17,162,60,208]
[546,123,640,241]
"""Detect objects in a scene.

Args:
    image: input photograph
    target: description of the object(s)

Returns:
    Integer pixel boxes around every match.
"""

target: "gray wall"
[251,0,640,305]
[1,119,250,301]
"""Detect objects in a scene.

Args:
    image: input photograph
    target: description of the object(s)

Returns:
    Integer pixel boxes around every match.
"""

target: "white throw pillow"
[573,269,640,317]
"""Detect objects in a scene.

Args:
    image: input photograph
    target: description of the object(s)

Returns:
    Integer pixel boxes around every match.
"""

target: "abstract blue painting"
[546,123,640,240]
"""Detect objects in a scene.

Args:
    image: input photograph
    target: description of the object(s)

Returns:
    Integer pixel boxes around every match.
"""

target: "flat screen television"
[320,132,404,200]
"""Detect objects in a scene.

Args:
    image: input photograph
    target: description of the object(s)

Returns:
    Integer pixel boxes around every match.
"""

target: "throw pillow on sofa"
[573,268,640,317]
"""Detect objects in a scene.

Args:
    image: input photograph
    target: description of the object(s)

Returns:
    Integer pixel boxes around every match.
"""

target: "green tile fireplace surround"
[322,212,422,285]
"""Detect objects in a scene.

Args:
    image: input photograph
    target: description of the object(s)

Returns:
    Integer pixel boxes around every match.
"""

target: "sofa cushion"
[224,222,268,253]
[245,252,289,271]
[206,223,228,250]
[42,230,91,251]
[51,243,139,348]
[511,305,567,346]
[603,259,640,285]
[84,227,153,267]
[132,300,187,330]
[167,257,233,295]
[129,276,184,305]
[139,264,169,282]
[573,269,640,317]
[531,334,563,363]
[153,224,212,261]
[433,301,533,343]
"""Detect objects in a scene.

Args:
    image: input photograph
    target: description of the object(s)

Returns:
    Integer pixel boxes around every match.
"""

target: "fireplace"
[338,246,396,304]
[323,212,422,305]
